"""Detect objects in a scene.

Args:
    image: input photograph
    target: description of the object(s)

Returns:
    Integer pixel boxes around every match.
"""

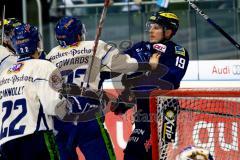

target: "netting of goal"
[149,89,240,160]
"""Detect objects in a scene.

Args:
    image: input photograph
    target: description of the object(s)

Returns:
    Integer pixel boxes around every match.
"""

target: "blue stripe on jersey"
[34,78,48,82]
[17,56,32,62]
[35,101,49,132]
[100,46,113,65]
[0,55,10,66]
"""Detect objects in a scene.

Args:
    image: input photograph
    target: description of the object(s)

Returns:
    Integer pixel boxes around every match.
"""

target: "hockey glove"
[110,101,135,115]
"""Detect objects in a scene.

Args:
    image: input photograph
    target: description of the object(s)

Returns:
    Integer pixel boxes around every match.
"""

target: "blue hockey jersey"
[123,40,189,90]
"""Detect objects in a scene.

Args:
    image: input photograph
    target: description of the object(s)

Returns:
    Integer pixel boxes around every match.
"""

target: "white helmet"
[176,146,214,160]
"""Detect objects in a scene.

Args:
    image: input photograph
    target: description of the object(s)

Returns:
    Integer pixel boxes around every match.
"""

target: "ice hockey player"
[47,16,160,160]
[0,23,67,160]
[0,18,46,62]
[0,18,22,73]
[112,11,189,160]
[1,18,22,52]
[0,45,16,74]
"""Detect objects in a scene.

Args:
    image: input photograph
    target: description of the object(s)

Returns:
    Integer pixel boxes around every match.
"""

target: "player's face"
[147,23,164,43]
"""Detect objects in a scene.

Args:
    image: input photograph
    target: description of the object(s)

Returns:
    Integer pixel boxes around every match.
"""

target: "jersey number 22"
[1,98,27,139]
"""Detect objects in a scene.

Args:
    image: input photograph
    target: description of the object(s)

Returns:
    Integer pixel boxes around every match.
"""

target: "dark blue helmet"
[55,16,85,47]
[11,24,39,56]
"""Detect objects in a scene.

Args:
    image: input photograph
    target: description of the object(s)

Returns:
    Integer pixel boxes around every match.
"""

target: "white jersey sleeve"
[33,60,64,116]
[0,45,17,74]
[97,40,138,73]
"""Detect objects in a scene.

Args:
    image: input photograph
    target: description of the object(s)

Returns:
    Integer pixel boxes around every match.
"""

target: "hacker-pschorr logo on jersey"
[7,63,24,74]
[49,48,92,61]
[69,48,92,56]
[0,75,34,86]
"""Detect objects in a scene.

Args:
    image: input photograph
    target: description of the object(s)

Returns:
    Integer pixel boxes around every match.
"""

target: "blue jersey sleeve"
[160,42,189,89]
[123,41,152,63]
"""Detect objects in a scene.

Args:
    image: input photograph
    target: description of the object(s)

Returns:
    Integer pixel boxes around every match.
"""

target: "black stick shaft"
[187,0,240,50]
[1,4,5,45]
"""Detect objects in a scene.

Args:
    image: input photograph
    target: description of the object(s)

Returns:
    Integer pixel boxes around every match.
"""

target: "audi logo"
[232,65,240,75]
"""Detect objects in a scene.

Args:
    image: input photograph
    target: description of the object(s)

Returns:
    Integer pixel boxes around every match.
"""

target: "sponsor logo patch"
[7,63,24,74]
[175,46,185,56]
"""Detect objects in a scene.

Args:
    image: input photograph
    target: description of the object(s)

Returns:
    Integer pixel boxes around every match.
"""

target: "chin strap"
[160,25,175,43]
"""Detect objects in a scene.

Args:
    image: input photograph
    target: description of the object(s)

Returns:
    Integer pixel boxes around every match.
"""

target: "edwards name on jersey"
[47,40,138,90]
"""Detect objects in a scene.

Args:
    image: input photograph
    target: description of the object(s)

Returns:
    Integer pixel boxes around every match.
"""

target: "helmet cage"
[145,21,166,32]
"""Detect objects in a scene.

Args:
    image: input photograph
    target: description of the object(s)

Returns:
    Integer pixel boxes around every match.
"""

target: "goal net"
[149,89,240,160]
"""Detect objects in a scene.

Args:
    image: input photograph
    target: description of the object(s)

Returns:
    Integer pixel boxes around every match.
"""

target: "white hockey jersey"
[0,45,17,74]
[0,59,64,145]
[47,40,138,90]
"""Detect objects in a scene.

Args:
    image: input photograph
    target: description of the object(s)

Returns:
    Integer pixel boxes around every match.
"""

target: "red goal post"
[149,89,240,160]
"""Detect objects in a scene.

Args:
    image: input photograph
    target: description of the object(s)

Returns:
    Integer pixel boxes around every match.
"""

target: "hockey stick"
[82,1,116,159]
[85,0,112,87]
[186,0,240,50]
[1,3,5,45]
